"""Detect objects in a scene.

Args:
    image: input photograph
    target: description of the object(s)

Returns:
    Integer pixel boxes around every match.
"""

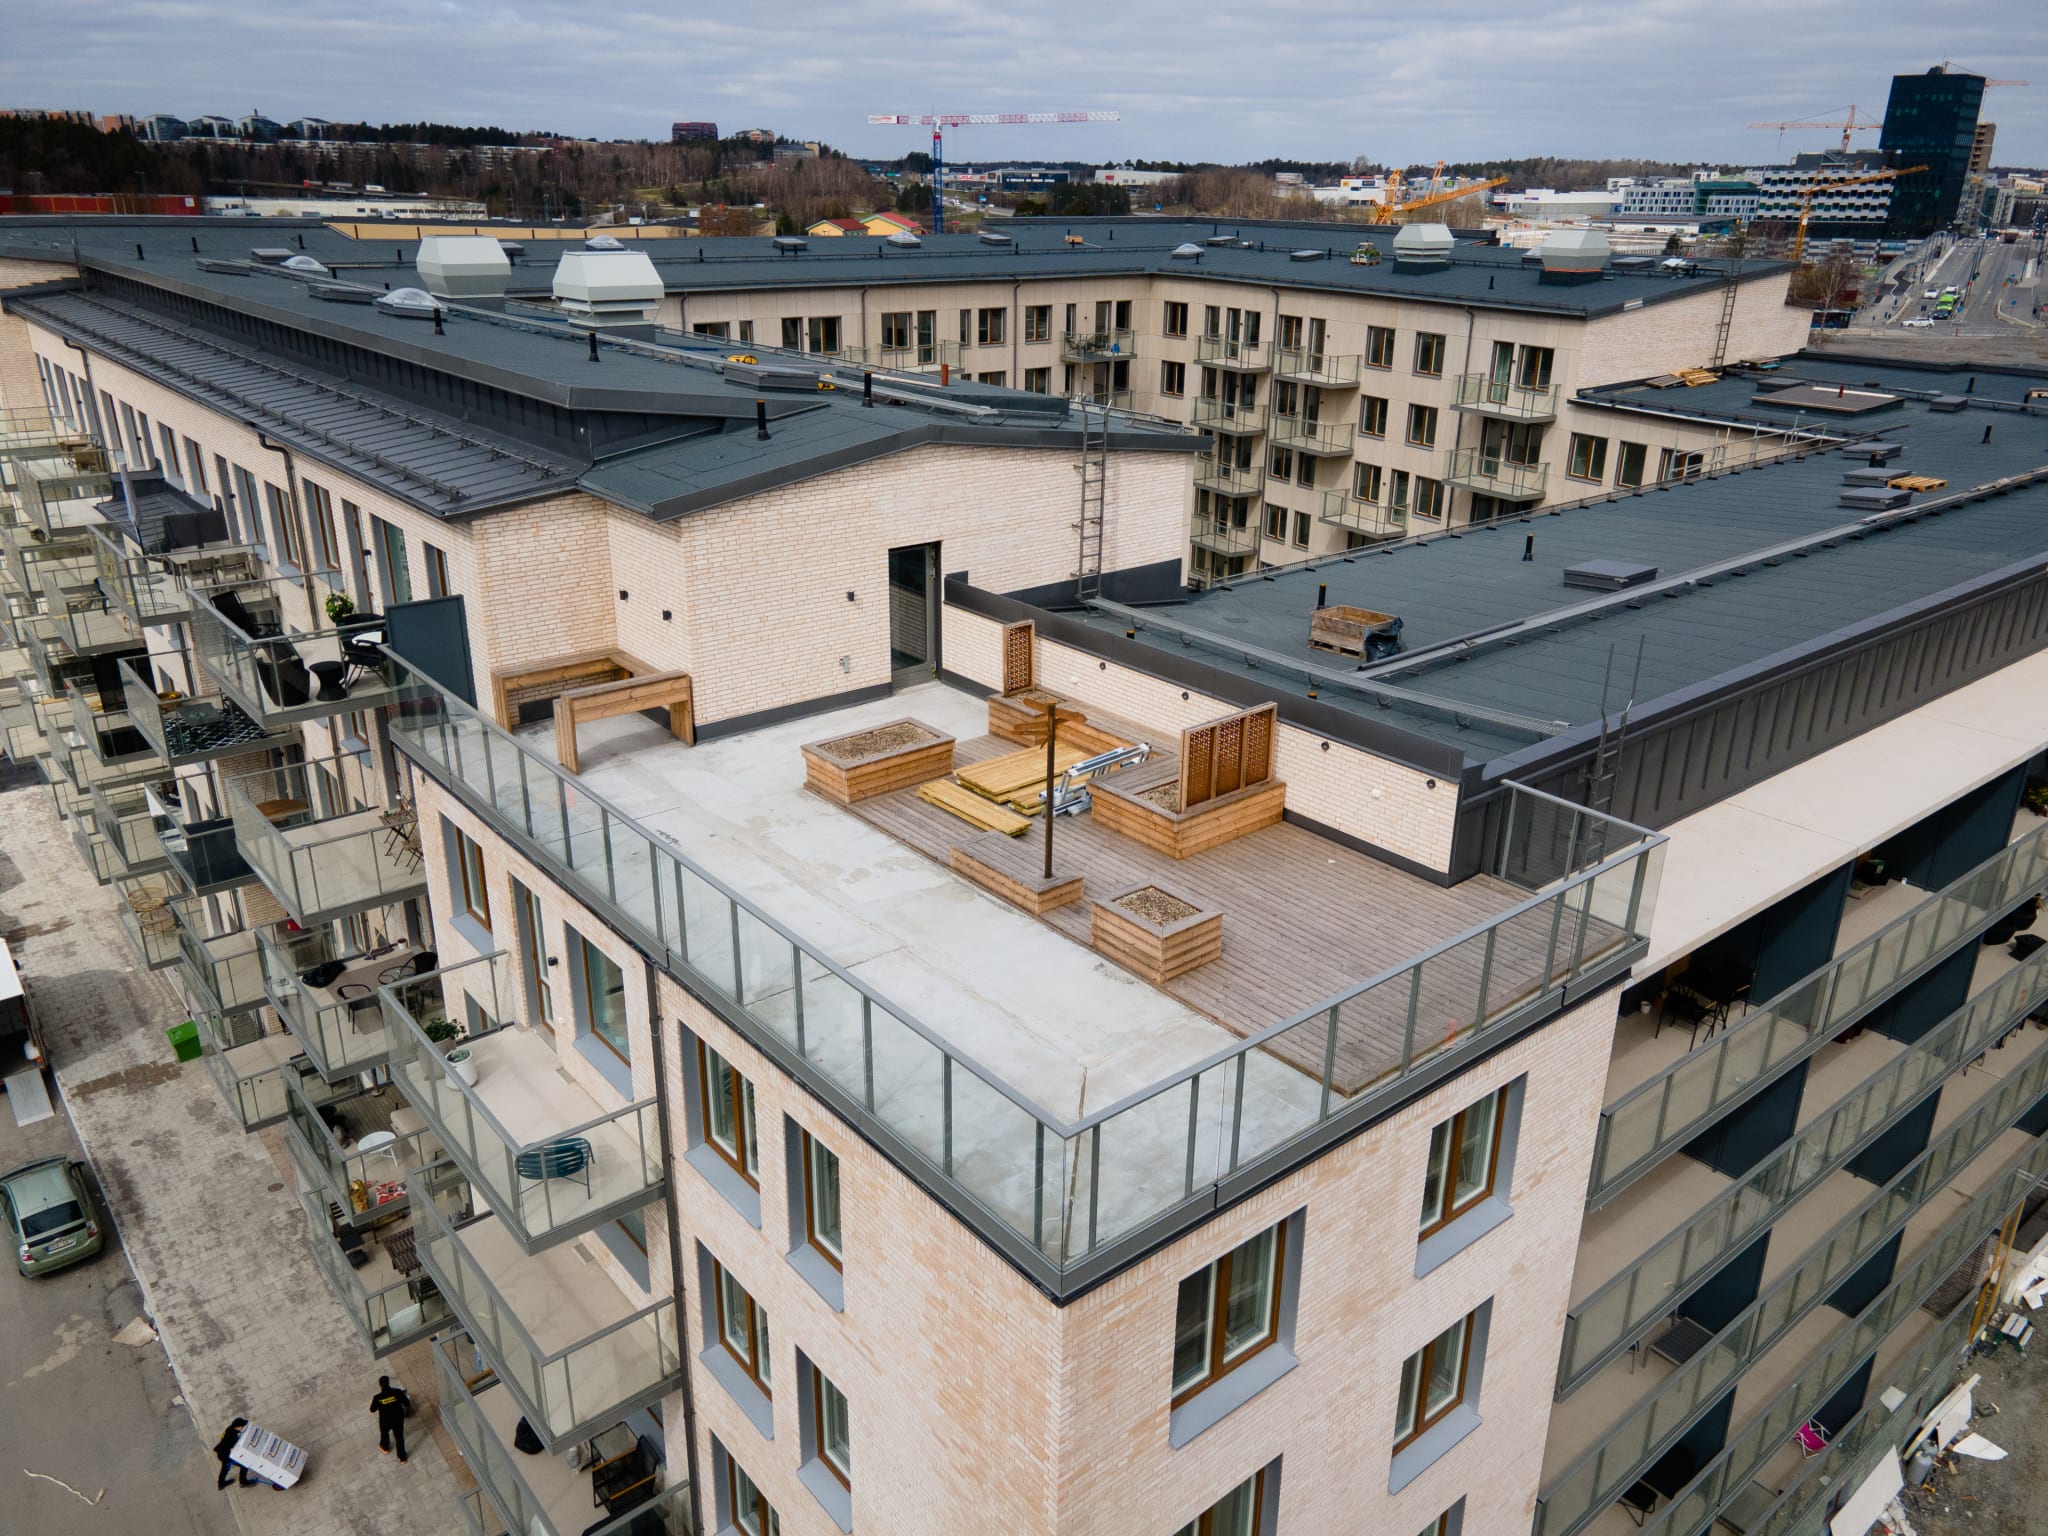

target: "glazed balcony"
[112,872,183,970]
[414,1198,682,1449]
[190,574,399,729]
[1444,446,1549,501]
[66,806,121,885]
[1318,488,1409,542]
[39,567,137,658]
[2,684,62,761]
[196,1006,346,1133]
[382,952,665,1252]
[120,653,283,767]
[1061,328,1136,363]
[88,520,262,631]
[1191,396,1268,435]
[65,677,154,769]
[1451,372,1559,421]
[1193,452,1262,498]
[262,924,435,1081]
[1195,334,1267,370]
[87,780,169,880]
[284,1074,449,1226]
[1,535,95,622]
[226,755,426,925]
[171,901,271,1017]
[1269,414,1352,456]
[436,1333,693,1536]
[1190,514,1260,558]
[15,454,112,541]
[1070,388,1135,411]
[1274,348,1361,387]
[150,787,256,898]
[297,1166,467,1358]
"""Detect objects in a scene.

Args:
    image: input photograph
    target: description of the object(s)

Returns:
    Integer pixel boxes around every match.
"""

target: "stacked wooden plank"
[916,780,1032,837]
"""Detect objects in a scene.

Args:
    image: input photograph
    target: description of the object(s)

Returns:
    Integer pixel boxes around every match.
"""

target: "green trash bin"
[165,1020,202,1063]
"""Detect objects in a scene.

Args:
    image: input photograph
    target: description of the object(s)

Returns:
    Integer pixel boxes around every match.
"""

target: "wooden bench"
[553,671,694,774]
[489,648,654,730]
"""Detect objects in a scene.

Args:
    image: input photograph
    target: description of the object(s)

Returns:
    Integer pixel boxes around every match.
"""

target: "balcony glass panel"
[38,562,137,657]
[1193,453,1262,497]
[190,574,398,728]
[17,455,112,539]
[197,1008,342,1132]
[1190,515,1259,557]
[113,872,183,969]
[1194,334,1265,369]
[173,901,271,1015]
[1452,372,1558,420]
[150,787,255,896]
[284,1074,452,1223]
[89,780,168,877]
[1318,487,1408,541]
[1445,446,1549,500]
[1069,387,1134,411]
[1274,348,1361,385]
[416,1202,682,1447]
[1061,328,1137,361]
[121,653,281,766]
[382,952,664,1250]
[1269,415,1352,455]
[1191,397,1268,434]
[226,754,426,924]
[67,811,121,885]
[66,677,154,767]
[264,926,435,1081]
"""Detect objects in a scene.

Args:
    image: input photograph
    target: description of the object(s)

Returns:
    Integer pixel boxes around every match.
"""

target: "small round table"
[309,660,349,702]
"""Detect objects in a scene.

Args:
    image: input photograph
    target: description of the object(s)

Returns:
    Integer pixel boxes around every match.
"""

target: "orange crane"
[1747,104,1884,155]
[1786,165,1925,260]
[1369,173,1508,225]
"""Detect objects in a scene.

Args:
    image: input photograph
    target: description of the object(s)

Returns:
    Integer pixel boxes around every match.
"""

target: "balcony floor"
[472,1374,622,1536]
[270,806,421,915]
[454,1213,644,1387]
[466,1026,659,1221]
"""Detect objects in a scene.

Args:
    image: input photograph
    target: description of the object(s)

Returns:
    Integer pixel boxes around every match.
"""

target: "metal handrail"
[1444,445,1549,497]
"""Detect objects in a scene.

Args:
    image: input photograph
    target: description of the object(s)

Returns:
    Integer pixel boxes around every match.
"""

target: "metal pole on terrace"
[1043,704,1059,879]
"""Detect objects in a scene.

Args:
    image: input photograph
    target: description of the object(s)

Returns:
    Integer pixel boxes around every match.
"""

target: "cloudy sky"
[6,0,2044,167]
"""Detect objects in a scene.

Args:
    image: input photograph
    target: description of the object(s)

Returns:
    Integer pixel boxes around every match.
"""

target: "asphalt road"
[0,1074,223,1535]
[1874,234,2044,337]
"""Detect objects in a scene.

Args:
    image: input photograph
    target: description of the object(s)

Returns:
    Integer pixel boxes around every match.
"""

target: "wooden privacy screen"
[1177,703,1277,811]
[1001,621,1035,695]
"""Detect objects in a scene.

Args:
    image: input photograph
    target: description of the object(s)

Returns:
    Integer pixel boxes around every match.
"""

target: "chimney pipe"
[136,243,144,260]
[863,371,874,407]
[297,233,305,249]
[589,331,599,363]
[190,236,198,253]
[1316,583,1326,609]
[1523,534,1534,562]
[756,400,770,441]
[940,363,951,386]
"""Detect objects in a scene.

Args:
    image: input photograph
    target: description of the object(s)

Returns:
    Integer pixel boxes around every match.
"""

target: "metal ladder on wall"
[1709,257,1746,370]
[1074,406,1108,602]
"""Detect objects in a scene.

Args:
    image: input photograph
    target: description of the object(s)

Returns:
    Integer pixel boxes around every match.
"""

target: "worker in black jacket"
[369,1376,413,1462]
[214,1417,255,1489]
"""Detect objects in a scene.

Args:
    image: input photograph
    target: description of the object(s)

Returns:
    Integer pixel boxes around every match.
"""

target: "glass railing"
[1562,940,2048,1386]
[1189,515,1260,557]
[1193,453,1262,497]
[1063,328,1137,360]
[67,810,120,885]
[1269,415,1351,454]
[121,653,281,766]
[194,1005,344,1132]
[88,780,167,877]
[65,678,153,768]
[435,1334,694,1536]
[381,952,665,1249]
[1318,487,1409,541]
[225,754,425,924]
[1274,348,1361,385]
[17,455,112,539]
[839,339,966,372]
[2,528,96,609]
[1,685,57,759]
[189,572,397,728]
[283,1076,445,1222]
[1634,1138,2048,1536]
[1191,397,1269,433]
[261,926,425,1080]
[296,1178,462,1357]
[89,531,190,627]
[1592,817,2048,1201]
[414,1200,682,1446]
[155,804,255,896]
[172,901,271,1016]
[112,873,183,970]
[1070,388,1135,411]
[387,658,1665,1290]
[1445,446,1549,500]
[1194,334,1263,368]
[1452,372,1558,419]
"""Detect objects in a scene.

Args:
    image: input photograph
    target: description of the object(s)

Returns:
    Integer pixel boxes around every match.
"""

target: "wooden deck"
[850,727,1624,1097]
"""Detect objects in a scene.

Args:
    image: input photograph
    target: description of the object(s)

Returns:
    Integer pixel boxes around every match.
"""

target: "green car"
[1,1157,103,1276]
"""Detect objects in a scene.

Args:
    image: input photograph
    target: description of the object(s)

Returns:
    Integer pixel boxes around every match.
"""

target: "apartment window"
[265,482,305,570]
[373,516,412,604]
[1419,1501,1467,1536]
[813,1365,851,1485]
[1396,1310,1477,1449]
[714,1261,773,1396]
[1415,477,1446,520]
[1273,380,1298,418]
[182,438,208,495]
[976,307,1006,346]
[304,481,341,572]
[1365,326,1395,369]
[1173,1224,1284,1404]
[1354,462,1383,503]
[1203,304,1221,338]
[1264,503,1289,542]
[1660,447,1705,482]
[230,463,260,546]
[1024,305,1052,342]
[1172,1468,1267,1536]
[976,370,1007,387]
[422,541,451,599]
[806,317,841,355]
[1268,446,1294,482]
[698,1041,760,1185]
[781,318,802,350]
[158,423,180,479]
[1024,367,1051,394]
[726,1456,781,1536]
[1161,361,1187,397]
[575,936,629,1067]
[737,320,754,344]
[1414,332,1447,376]
[1407,404,1438,448]
[451,826,491,929]
[1276,313,1303,349]
[1390,469,1411,512]
[958,308,972,346]
[340,498,369,609]
[1421,1087,1508,1237]
[1360,395,1388,437]
[1163,301,1189,338]
[1517,345,1555,390]
[802,1130,842,1265]
[1566,433,1609,483]
[877,311,909,351]
[1064,302,1077,335]
[1292,511,1310,549]
[1616,440,1649,489]
[691,321,730,339]
[512,879,555,1034]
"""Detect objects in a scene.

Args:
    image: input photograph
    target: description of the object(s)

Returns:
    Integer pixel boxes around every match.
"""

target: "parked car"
[1,1157,102,1276]
[1903,317,1937,328]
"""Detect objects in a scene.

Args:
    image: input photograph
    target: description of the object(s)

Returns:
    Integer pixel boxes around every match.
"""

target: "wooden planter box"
[949,831,1084,916]
[801,720,955,806]
[1308,604,1401,658]
[988,690,1077,746]
[1090,775,1286,860]
[1090,883,1222,983]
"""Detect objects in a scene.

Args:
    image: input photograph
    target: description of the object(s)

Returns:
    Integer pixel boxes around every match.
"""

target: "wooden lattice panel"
[1001,621,1035,696]
[1177,703,1278,811]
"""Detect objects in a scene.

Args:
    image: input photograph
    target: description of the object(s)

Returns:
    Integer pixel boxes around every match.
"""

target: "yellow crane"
[1787,165,1925,260]
[1370,173,1508,224]
[1748,104,1884,155]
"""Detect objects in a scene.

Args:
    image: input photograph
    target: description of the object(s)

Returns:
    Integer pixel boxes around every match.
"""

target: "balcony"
[263,925,435,1081]
[1061,328,1135,363]
[1318,488,1409,542]
[1189,514,1260,558]
[436,1333,693,1536]
[1269,414,1353,456]
[0,685,58,760]
[65,678,154,769]
[1444,446,1549,501]
[189,574,400,729]
[1193,453,1262,498]
[196,1006,343,1132]
[1070,388,1135,411]
[1195,334,1267,371]
[841,339,965,373]
[1274,348,1361,387]
[150,787,256,898]
[1191,397,1268,435]
[1451,372,1559,421]
[88,781,169,880]
[121,654,283,767]
[382,952,665,1251]
[298,1167,466,1357]
[39,570,138,658]
[15,454,112,541]
[172,902,271,1017]
[113,872,184,970]
[414,1200,682,1448]
[66,806,121,885]
[89,521,262,631]
[285,1074,448,1224]
[226,755,426,925]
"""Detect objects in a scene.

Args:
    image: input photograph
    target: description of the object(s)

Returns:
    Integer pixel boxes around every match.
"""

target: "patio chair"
[515,1136,595,1201]
[1794,1421,1829,1458]
[1617,1482,1656,1527]
[213,587,281,639]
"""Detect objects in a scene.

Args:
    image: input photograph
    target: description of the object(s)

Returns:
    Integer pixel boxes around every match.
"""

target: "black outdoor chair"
[255,649,313,708]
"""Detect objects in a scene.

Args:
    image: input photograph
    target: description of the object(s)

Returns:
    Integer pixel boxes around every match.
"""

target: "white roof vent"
[1171,242,1203,259]
[551,248,663,328]
[1392,223,1455,268]
[416,235,511,300]
[374,287,443,320]
[978,230,1014,246]
[584,233,626,251]
[1540,228,1611,279]
[885,230,922,247]
[281,253,330,276]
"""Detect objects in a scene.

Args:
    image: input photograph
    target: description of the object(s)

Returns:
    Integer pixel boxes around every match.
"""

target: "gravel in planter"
[1116,886,1201,925]
[816,722,940,758]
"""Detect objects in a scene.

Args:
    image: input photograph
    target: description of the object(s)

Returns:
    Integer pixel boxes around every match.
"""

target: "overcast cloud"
[3,0,2043,168]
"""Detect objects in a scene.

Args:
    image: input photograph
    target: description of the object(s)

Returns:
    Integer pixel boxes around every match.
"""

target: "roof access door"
[888,543,940,689]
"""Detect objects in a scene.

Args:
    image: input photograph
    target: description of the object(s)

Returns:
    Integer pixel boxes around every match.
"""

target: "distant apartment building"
[1881,64,1987,237]
[672,122,719,143]
[1752,155,1894,236]
[1969,123,1997,178]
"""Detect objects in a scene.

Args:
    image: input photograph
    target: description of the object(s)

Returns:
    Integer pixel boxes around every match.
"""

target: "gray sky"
[6,0,2044,168]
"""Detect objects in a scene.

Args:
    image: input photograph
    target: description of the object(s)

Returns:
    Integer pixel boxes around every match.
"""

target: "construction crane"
[1786,165,1926,260]
[866,111,1120,233]
[1369,174,1508,225]
[1747,104,1884,155]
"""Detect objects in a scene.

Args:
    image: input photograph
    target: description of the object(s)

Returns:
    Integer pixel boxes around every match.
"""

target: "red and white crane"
[867,110,1120,232]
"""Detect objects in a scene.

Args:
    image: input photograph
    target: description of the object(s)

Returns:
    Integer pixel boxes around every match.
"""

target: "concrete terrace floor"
[0,761,470,1536]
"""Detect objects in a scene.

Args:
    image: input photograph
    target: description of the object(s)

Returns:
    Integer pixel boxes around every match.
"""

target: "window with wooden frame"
[1567,433,1609,483]
[1024,305,1052,342]
[1420,1087,1507,1236]
[1360,394,1389,437]
[512,880,555,1033]
[304,481,342,573]
[801,1129,842,1266]
[1172,1224,1284,1403]
[699,1041,760,1184]
[1396,1311,1476,1449]
[1414,331,1447,376]
[453,826,491,928]
[1163,300,1189,338]
[726,1455,781,1536]
[713,1261,772,1396]
[812,1364,851,1486]
[423,541,451,599]
[1171,1467,1265,1536]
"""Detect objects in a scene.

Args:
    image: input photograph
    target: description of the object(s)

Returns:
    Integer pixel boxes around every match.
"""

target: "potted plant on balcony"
[325,591,356,626]
[421,1016,459,1049]
[2025,783,2048,818]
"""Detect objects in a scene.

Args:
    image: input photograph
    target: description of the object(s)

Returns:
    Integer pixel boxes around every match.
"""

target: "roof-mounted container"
[416,235,512,304]
[1391,223,1454,271]
[551,249,663,331]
